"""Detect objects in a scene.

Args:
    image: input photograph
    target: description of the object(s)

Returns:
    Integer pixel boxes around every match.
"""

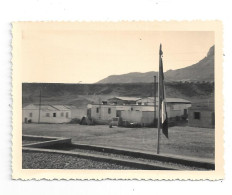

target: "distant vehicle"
[109,117,122,127]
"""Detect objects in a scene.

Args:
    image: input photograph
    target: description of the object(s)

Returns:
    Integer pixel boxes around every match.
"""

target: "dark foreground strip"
[23,138,71,148]
[23,135,71,148]
[23,147,177,170]
[71,143,215,170]
[22,135,214,170]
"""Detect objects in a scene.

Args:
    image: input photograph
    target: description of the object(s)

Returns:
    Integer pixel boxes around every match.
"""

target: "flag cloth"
[159,44,168,138]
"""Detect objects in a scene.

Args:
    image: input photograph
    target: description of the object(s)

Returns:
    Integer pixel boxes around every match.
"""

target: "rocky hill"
[97,45,214,83]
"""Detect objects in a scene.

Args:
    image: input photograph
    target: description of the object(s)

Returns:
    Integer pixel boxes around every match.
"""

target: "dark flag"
[159,44,168,138]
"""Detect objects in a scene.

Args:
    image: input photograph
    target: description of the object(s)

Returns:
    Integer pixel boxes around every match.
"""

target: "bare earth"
[22,123,215,160]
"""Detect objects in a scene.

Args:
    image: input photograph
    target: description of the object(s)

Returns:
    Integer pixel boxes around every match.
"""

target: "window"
[116,110,121,117]
[61,112,64,117]
[66,112,69,118]
[184,109,187,116]
[46,113,50,117]
[194,112,200,120]
[96,107,99,113]
[108,108,111,114]
[53,113,56,117]
[29,113,32,117]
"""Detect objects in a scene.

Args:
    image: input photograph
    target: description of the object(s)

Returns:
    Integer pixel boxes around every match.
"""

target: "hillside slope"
[97,72,158,84]
[22,82,214,108]
[97,45,214,83]
[165,45,214,82]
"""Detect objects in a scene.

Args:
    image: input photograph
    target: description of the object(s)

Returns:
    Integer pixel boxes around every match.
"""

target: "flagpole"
[38,89,41,124]
[157,44,161,154]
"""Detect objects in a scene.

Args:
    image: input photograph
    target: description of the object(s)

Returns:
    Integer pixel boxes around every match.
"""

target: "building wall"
[121,110,143,123]
[188,109,214,128]
[88,103,191,124]
[120,110,154,125]
[141,111,155,125]
[70,108,87,119]
[167,103,191,118]
[90,105,117,123]
[116,105,156,112]
[23,109,71,123]
[23,109,40,123]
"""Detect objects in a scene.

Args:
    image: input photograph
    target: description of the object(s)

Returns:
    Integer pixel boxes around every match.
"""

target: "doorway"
[116,110,121,117]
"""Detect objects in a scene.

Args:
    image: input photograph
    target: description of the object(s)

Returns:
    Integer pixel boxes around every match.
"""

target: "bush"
[69,118,81,124]
[80,117,95,125]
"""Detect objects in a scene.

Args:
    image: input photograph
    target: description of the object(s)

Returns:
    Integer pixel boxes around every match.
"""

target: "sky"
[18,23,214,83]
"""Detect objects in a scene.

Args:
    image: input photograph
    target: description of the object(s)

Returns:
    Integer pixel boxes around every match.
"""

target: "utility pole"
[154,76,157,128]
[99,96,101,119]
[38,89,41,124]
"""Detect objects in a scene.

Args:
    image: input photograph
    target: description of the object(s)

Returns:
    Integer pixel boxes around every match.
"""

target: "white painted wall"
[167,103,192,118]
[142,111,156,124]
[88,102,191,123]
[90,104,117,122]
[121,110,143,123]
[70,108,87,119]
[22,109,71,123]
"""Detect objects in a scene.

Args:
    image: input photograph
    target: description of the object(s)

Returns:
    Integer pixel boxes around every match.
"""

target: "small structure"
[87,104,117,124]
[107,96,141,105]
[188,106,215,128]
[22,104,71,123]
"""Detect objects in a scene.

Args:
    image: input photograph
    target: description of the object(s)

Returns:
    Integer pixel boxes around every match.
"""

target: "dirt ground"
[22,123,215,159]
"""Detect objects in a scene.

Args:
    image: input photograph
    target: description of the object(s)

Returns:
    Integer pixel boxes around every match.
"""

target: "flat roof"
[142,97,191,103]
[23,104,71,111]
[108,96,142,101]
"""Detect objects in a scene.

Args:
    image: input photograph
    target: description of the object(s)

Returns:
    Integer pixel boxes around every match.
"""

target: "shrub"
[69,118,81,124]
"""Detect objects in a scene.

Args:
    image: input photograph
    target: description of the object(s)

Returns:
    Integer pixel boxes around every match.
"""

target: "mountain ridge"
[97,45,214,83]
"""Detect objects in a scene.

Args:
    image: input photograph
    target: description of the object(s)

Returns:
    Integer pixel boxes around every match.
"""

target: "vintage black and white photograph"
[12,22,223,179]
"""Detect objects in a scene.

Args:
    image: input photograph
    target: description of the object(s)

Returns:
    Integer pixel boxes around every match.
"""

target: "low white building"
[22,104,72,123]
[87,97,191,125]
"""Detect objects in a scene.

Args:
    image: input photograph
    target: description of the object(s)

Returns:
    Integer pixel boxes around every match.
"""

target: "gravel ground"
[68,148,207,170]
[41,144,208,170]
[22,151,137,169]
